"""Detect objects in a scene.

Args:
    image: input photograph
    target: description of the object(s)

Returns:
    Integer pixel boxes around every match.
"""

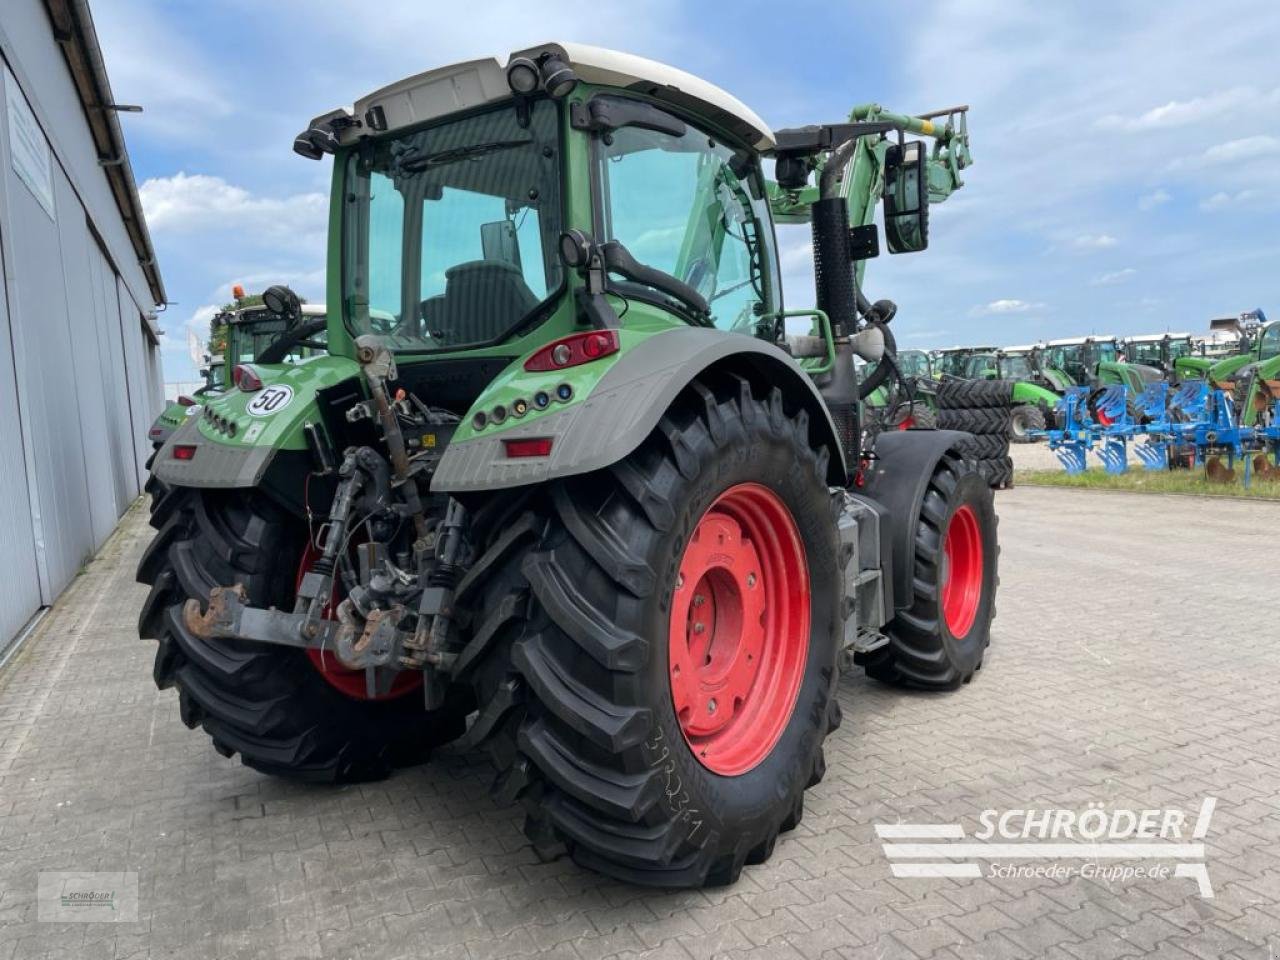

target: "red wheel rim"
[941,505,983,637]
[296,542,422,701]
[667,483,810,776]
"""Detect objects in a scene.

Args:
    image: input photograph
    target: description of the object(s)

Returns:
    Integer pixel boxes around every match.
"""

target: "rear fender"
[153,356,359,489]
[855,429,970,613]
[433,326,847,492]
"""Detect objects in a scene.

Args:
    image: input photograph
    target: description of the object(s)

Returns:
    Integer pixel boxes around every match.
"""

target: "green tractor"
[146,357,224,450]
[146,293,328,450]
[933,346,1059,442]
[936,344,997,378]
[1122,332,1201,383]
[140,44,998,888]
[1211,316,1280,427]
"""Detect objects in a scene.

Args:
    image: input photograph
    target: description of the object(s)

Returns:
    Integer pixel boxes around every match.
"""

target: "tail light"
[524,330,619,372]
[173,444,197,461]
[503,437,554,458]
[233,364,263,391]
[177,394,197,407]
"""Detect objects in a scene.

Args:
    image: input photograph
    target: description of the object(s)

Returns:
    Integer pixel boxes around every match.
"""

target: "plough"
[1037,382,1280,484]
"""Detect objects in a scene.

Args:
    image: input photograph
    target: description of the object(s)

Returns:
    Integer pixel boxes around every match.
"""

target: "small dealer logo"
[876,797,1216,897]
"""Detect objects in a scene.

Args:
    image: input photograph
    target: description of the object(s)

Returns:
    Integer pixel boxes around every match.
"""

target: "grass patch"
[1016,467,1280,500]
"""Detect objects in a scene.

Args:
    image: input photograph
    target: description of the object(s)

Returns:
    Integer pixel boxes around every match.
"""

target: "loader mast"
[768,103,972,286]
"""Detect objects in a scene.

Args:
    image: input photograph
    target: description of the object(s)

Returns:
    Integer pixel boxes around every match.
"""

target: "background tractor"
[1212,317,1280,428]
[932,346,1059,443]
[139,43,997,888]
[145,290,328,450]
[1123,332,1201,383]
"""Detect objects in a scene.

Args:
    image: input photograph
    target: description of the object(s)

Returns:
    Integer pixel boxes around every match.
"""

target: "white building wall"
[0,0,164,651]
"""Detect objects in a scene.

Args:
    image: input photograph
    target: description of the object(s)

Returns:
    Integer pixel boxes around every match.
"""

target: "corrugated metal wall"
[0,37,163,650]
[0,225,43,647]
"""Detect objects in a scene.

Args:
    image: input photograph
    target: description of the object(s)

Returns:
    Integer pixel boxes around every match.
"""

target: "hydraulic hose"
[856,321,897,400]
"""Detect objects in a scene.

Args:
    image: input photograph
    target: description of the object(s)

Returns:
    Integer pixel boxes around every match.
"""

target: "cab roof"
[311,42,775,151]
[1125,332,1192,343]
[1046,335,1118,346]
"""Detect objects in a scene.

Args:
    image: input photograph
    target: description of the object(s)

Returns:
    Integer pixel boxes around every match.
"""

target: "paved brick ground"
[1,490,1278,959]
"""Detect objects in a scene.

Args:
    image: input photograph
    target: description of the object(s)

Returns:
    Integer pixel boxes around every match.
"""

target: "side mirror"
[883,141,929,254]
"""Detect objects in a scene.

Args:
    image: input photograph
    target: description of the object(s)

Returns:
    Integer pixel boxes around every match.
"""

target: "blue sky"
[93,0,1280,382]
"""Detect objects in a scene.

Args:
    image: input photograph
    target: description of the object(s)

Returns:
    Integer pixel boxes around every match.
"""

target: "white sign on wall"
[4,65,56,220]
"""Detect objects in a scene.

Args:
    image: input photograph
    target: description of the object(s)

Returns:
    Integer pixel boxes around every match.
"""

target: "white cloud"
[1200,189,1258,211]
[1096,87,1259,131]
[139,173,327,240]
[1201,135,1280,164]
[1138,189,1171,211]
[1072,234,1118,249]
[971,299,1043,316]
[1092,268,1137,286]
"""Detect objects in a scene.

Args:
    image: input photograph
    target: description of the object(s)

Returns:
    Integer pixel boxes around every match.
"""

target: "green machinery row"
[880,309,1277,444]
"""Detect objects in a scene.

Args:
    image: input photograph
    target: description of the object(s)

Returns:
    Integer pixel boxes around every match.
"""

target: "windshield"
[963,353,998,378]
[1000,354,1032,378]
[897,350,931,378]
[230,309,326,363]
[1128,342,1163,366]
[1095,341,1118,363]
[1261,324,1280,361]
[593,116,779,329]
[342,100,563,351]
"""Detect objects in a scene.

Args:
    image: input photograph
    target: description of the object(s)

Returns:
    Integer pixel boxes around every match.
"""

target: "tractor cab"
[937,346,996,379]
[1124,333,1191,369]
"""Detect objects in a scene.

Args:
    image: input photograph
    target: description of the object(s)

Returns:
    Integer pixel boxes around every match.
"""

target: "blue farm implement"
[1037,383,1280,484]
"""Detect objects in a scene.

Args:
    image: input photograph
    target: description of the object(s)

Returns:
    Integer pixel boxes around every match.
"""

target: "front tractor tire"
[458,376,842,887]
[861,453,999,689]
[136,489,468,782]
[1009,404,1046,443]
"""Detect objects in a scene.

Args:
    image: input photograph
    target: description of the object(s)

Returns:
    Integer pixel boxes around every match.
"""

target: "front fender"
[153,356,359,488]
[433,327,847,493]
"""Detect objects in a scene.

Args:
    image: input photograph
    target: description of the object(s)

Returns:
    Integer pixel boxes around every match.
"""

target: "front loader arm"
[769,103,972,284]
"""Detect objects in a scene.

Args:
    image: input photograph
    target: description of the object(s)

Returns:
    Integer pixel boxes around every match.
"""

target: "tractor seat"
[430,260,537,345]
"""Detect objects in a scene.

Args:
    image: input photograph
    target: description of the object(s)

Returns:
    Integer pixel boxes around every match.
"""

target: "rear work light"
[173,444,197,461]
[523,330,619,372]
[233,364,263,392]
[503,437,554,458]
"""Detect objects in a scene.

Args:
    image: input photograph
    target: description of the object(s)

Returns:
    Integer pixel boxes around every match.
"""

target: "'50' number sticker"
[246,385,294,417]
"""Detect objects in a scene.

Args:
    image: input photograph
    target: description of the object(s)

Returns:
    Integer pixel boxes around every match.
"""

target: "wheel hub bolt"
[746,573,757,588]
[693,594,706,607]
[707,698,717,714]
[693,622,706,634]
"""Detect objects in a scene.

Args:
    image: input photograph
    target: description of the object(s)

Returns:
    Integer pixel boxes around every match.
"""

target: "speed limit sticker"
[246,385,294,417]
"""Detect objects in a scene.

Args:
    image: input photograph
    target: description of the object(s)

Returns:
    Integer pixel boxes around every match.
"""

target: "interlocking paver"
[0,490,1278,959]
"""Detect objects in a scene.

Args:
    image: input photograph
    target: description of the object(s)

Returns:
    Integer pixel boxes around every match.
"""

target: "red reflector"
[177,394,197,407]
[524,330,619,372]
[503,437,554,458]
[233,364,263,392]
[173,444,197,461]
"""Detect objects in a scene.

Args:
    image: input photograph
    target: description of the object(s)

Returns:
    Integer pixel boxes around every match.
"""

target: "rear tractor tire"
[136,488,470,782]
[456,376,843,887]
[1009,404,1046,443]
[860,453,999,689]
